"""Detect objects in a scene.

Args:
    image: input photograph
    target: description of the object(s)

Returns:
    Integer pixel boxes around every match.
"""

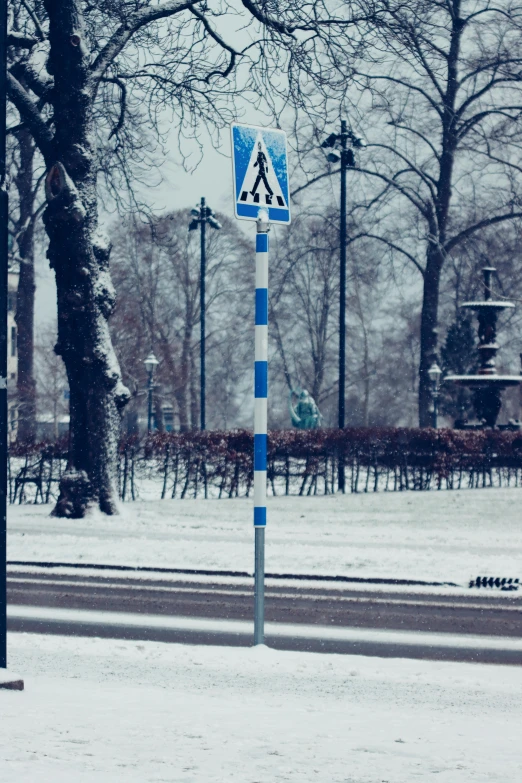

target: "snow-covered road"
[2,632,522,782]
[7,487,522,584]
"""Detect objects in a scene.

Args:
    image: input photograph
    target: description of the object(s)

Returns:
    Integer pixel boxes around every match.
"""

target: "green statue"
[289,389,322,429]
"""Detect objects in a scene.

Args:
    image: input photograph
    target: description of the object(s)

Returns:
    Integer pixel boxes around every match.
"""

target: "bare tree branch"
[6,72,52,161]
[350,231,425,276]
[89,0,203,86]
[189,6,239,81]
[102,77,127,140]
[354,71,444,116]
[445,211,522,254]
[7,31,39,48]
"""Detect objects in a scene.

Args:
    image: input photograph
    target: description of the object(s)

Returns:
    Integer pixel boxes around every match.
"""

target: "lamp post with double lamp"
[189,198,221,431]
[321,121,365,491]
[144,351,159,433]
[428,361,442,429]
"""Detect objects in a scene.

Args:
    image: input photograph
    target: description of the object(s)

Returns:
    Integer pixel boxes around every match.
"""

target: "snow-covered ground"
[7,487,522,585]
[2,632,522,782]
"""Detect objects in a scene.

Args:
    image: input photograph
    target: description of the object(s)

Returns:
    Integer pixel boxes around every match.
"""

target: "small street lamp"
[321,121,365,491]
[428,361,442,429]
[144,351,159,432]
[189,197,221,431]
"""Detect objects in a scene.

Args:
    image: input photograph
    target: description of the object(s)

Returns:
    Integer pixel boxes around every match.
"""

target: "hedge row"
[8,427,522,503]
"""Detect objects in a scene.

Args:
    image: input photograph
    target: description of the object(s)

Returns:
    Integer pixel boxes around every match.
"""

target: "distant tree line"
[103,203,522,434]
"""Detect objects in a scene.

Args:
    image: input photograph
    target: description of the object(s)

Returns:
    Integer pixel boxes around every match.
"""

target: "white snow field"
[7,487,522,584]
[2,632,522,782]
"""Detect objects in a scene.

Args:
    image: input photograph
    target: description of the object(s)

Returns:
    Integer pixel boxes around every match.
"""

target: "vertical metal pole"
[147,373,153,432]
[254,527,264,642]
[433,389,438,429]
[338,120,347,492]
[254,209,269,645]
[200,197,206,431]
[0,0,7,669]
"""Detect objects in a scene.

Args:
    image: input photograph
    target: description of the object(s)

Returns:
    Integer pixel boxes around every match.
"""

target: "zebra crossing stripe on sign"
[231,123,291,224]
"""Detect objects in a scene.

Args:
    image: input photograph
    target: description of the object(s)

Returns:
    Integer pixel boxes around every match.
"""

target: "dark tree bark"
[416,8,460,427]
[13,129,37,442]
[175,329,192,432]
[42,0,129,516]
[189,347,199,430]
[418,245,444,427]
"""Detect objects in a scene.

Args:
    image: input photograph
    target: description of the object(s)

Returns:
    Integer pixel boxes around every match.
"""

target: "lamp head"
[321,132,338,149]
[326,149,341,164]
[427,361,442,384]
[144,351,159,374]
[207,216,222,230]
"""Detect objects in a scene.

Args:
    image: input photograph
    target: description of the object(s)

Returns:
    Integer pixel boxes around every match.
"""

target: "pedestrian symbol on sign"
[251,142,272,199]
[231,124,291,224]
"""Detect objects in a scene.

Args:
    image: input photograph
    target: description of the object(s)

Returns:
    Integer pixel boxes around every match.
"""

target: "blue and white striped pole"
[254,208,270,645]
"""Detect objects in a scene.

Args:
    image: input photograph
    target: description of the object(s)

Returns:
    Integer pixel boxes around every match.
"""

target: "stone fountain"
[445,267,522,429]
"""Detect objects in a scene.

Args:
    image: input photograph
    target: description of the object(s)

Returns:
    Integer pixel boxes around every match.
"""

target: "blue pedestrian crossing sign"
[231,123,291,224]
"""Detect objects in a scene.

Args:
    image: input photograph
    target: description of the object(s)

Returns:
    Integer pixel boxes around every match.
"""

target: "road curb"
[7,560,459,588]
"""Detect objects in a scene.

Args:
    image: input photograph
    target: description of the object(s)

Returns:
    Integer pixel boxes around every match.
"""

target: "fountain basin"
[462,301,515,310]
[445,375,522,388]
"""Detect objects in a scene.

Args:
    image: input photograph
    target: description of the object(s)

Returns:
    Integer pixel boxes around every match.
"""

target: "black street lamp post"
[321,122,365,491]
[428,361,442,429]
[144,351,159,433]
[189,198,221,431]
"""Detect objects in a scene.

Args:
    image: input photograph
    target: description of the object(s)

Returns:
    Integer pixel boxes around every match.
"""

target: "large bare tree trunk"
[190,348,199,430]
[14,129,37,443]
[418,246,443,428]
[174,330,192,432]
[416,13,459,428]
[361,324,370,427]
[43,0,129,517]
